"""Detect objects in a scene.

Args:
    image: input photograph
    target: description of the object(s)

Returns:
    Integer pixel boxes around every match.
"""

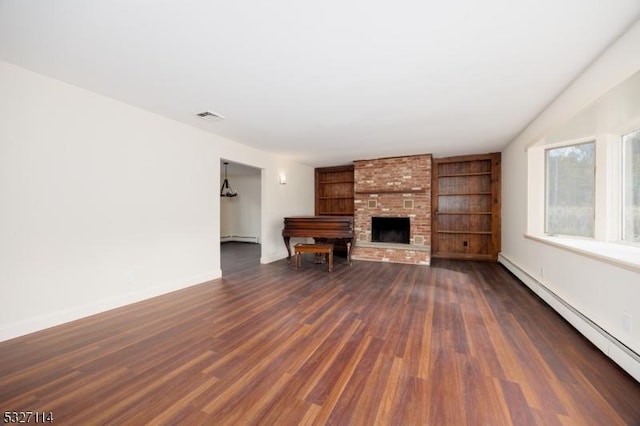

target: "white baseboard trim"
[498,253,640,383]
[261,253,287,264]
[221,235,259,243]
[0,270,221,343]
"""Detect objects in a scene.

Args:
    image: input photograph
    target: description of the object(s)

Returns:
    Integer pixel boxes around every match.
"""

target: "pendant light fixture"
[220,162,238,197]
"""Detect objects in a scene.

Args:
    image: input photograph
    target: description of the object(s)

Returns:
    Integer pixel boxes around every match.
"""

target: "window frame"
[621,128,640,245]
[526,133,640,272]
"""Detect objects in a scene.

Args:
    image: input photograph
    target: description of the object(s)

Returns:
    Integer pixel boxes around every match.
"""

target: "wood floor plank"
[247,373,313,425]
[148,374,220,425]
[350,352,394,424]
[427,348,467,425]
[300,317,365,404]
[374,355,404,423]
[322,337,384,425]
[500,379,538,426]
[306,324,372,406]
[1,247,639,424]
[456,355,510,425]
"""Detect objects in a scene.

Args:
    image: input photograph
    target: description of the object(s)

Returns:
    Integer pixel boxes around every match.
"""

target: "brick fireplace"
[352,154,432,265]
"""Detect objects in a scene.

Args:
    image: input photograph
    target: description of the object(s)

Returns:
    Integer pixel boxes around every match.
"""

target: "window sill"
[524,234,640,273]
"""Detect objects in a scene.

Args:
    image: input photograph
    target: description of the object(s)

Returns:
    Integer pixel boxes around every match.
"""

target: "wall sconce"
[279,173,287,185]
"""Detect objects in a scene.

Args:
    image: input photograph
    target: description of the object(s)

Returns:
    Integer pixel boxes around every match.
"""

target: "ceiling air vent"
[196,110,225,121]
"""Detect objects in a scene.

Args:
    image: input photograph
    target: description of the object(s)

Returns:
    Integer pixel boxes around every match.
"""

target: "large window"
[545,142,595,237]
[526,70,640,266]
[623,129,640,243]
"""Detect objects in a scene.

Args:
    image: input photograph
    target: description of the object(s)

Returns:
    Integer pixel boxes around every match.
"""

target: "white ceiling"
[2,1,640,167]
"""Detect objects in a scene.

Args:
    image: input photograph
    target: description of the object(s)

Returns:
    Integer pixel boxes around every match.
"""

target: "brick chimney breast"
[352,154,432,265]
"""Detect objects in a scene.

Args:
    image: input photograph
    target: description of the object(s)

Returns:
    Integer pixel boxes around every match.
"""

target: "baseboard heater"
[498,253,640,383]
[220,235,259,244]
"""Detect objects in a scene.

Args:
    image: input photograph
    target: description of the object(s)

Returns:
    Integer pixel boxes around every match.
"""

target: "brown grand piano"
[282,216,355,264]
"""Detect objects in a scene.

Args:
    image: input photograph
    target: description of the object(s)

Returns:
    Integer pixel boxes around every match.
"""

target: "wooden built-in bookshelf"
[314,165,354,216]
[431,153,501,261]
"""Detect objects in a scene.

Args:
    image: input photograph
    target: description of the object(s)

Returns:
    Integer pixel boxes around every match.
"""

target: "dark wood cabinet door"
[432,153,501,261]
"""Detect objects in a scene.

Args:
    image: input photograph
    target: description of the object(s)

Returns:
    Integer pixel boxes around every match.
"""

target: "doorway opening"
[219,159,262,275]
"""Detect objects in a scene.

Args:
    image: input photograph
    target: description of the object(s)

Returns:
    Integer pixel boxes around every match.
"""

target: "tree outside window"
[545,142,595,237]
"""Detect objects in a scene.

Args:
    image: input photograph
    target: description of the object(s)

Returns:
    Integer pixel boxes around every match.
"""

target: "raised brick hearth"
[352,154,432,264]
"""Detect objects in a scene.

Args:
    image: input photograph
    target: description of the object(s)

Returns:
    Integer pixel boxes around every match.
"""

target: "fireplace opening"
[371,217,410,244]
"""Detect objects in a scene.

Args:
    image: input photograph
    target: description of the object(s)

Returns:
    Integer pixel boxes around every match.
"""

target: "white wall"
[220,173,261,242]
[0,60,314,341]
[501,20,640,378]
[220,195,235,239]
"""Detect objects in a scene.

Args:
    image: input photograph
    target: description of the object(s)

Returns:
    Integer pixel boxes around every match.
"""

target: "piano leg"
[347,241,352,265]
[283,236,292,262]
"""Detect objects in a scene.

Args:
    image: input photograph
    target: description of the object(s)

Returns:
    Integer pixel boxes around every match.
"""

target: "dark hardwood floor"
[1,251,639,425]
[221,242,261,275]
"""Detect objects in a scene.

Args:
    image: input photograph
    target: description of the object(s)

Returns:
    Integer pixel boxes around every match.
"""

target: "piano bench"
[294,243,334,272]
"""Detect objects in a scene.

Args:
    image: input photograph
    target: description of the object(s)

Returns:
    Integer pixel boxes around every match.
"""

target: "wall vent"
[196,110,225,121]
